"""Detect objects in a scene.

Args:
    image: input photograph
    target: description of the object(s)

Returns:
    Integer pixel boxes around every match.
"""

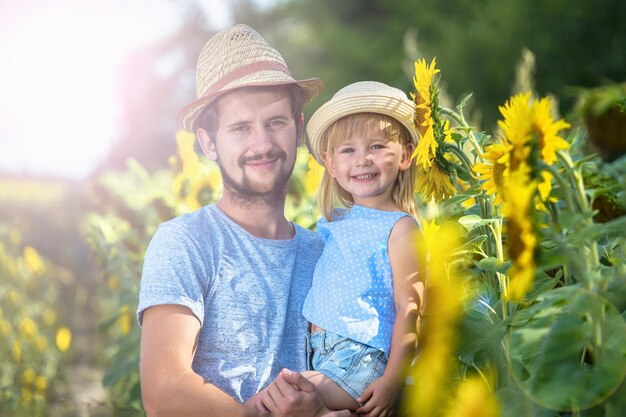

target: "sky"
[0,0,232,180]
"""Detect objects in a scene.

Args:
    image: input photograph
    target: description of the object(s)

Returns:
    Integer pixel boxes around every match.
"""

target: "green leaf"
[457,92,474,111]
[477,257,510,273]
[444,193,474,207]
[458,215,499,231]
[496,384,560,417]
[508,287,626,412]
[457,313,508,370]
[464,234,488,253]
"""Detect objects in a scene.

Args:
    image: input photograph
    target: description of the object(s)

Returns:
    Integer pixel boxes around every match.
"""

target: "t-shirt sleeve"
[137,222,209,326]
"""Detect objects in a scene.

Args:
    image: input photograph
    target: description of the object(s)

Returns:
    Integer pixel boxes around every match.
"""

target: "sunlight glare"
[0,1,184,180]
[1,10,119,179]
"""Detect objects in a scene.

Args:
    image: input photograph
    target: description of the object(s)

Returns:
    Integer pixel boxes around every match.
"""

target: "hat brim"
[176,77,323,132]
[306,93,419,163]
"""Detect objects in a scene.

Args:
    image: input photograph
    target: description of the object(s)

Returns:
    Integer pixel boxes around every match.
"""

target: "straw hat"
[306,81,419,163]
[176,24,323,131]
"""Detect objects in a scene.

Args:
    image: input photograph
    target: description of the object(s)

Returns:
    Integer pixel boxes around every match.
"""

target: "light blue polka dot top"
[302,205,412,357]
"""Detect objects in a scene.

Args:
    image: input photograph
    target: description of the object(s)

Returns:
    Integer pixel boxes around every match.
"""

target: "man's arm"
[140,304,262,417]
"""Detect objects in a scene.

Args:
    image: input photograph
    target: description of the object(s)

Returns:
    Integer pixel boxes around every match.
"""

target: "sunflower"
[412,57,441,170]
[502,170,537,300]
[490,93,570,205]
[185,170,222,210]
[473,143,511,205]
[404,222,465,417]
[498,93,533,147]
[176,129,201,178]
[411,58,457,201]
[416,163,457,202]
[532,96,571,164]
[304,154,323,198]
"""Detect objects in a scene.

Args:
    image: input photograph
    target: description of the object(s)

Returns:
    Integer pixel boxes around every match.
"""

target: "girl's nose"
[355,152,373,167]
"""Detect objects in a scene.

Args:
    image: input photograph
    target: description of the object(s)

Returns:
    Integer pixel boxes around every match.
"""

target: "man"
[137,24,349,417]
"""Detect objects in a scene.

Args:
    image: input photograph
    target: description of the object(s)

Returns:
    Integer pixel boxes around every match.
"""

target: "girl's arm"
[356,216,424,417]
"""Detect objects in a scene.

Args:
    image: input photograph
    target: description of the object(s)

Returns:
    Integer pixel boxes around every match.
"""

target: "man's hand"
[261,369,352,417]
[355,375,399,417]
[245,390,270,416]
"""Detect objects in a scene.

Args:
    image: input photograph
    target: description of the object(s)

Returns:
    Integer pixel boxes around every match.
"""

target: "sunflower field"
[79,60,626,416]
[400,60,626,416]
[0,226,73,416]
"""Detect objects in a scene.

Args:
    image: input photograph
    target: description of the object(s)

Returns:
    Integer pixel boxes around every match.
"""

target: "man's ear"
[197,129,217,161]
[399,144,414,172]
[322,152,336,177]
[296,113,304,146]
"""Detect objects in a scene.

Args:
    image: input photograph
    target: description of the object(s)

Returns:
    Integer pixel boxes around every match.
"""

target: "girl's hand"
[355,375,399,417]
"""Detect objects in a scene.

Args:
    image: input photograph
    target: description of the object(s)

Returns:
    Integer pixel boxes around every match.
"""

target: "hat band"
[200,61,292,98]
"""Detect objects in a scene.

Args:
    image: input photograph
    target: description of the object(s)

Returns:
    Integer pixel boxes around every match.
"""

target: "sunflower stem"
[548,201,571,286]
[440,106,485,160]
[541,163,578,213]
[557,151,602,289]
[443,143,477,183]
[489,220,508,319]
[489,220,504,262]
[444,142,498,265]
[547,201,562,234]
[556,151,601,279]
[557,151,590,212]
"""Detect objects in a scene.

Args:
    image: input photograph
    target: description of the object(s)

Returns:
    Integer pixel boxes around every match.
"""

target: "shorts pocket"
[325,336,352,352]
[326,339,367,370]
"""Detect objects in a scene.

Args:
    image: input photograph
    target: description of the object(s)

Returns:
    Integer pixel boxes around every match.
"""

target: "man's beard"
[217,148,295,207]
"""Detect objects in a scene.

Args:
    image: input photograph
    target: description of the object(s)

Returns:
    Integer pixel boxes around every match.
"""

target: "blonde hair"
[318,113,419,220]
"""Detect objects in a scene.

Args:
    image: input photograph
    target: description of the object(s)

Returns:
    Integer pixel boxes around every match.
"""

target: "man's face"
[201,88,299,202]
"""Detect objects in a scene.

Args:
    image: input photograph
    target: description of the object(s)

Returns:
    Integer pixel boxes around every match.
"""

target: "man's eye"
[268,119,287,128]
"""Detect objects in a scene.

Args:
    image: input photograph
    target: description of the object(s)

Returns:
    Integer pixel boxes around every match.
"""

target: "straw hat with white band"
[305,81,419,164]
[176,24,323,132]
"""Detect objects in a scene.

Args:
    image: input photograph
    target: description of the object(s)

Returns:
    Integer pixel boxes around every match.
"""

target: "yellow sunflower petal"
[304,155,323,197]
[176,129,201,178]
[416,163,456,201]
[502,171,537,301]
[473,143,511,205]
[532,97,571,164]
[443,375,500,417]
[412,57,441,167]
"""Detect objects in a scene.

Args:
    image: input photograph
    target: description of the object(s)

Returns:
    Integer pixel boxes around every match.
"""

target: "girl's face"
[323,125,412,210]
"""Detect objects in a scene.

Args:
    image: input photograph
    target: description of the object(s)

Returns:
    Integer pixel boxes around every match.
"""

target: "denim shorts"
[306,330,388,400]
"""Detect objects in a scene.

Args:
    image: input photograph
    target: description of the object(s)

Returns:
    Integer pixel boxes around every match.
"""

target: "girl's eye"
[371,144,385,150]
[339,147,354,153]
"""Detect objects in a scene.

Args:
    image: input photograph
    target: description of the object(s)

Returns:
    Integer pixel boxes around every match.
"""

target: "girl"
[300,81,424,416]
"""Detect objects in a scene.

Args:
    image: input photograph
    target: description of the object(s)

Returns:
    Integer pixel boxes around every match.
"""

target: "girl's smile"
[324,132,412,210]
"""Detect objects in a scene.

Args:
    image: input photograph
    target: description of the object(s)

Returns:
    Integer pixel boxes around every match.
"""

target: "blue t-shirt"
[302,205,411,357]
[137,204,323,402]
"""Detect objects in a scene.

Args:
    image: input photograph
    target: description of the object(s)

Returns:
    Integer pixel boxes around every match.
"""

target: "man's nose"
[249,127,273,154]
